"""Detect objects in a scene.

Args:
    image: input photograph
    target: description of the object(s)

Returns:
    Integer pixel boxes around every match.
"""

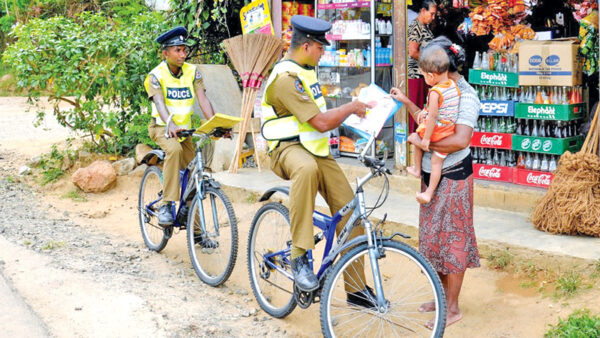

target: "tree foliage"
[2,11,169,153]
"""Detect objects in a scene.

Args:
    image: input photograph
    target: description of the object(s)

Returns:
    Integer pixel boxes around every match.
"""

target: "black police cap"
[156,26,188,49]
[291,15,332,46]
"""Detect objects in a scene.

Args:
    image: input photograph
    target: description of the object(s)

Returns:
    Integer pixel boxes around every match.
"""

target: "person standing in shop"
[390,36,480,328]
[407,0,437,133]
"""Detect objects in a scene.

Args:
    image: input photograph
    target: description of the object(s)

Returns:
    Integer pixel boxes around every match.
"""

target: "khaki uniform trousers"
[149,121,195,202]
[269,143,366,293]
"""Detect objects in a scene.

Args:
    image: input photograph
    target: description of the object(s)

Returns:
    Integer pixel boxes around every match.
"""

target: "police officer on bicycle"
[261,15,376,307]
[144,26,215,226]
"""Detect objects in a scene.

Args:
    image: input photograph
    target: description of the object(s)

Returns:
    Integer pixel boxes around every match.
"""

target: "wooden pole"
[393,0,407,170]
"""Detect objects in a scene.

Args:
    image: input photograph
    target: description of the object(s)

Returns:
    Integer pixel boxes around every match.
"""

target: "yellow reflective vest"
[261,60,330,157]
[144,61,196,130]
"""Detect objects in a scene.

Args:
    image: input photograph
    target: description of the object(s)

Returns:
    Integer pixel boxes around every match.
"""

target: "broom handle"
[232,89,256,172]
[229,90,250,172]
[582,103,600,153]
[249,114,262,172]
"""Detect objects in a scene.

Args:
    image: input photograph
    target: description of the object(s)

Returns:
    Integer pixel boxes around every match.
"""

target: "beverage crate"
[479,100,515,117]
[515,103,585,121]
[473,164,514,183]
[471,132,513,149]
[513,168,554,188]
[469,69,519,88]
[512,135,583,155]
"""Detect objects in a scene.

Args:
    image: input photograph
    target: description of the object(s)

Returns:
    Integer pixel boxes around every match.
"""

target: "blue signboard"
[479,100,515,117]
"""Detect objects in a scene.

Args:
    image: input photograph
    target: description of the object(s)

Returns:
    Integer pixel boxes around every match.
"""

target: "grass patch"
[41,241,65,251]
[38,144,76,185]
[62,189,87,202]
[245,192,260,204]
[555,271,583,298]
[545,309,600,337]
[5,176,15,183]
[487,250,514,270]
[23,240,31,246]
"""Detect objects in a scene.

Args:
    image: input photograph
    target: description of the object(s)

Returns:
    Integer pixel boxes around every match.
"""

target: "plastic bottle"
[386,20,392,34]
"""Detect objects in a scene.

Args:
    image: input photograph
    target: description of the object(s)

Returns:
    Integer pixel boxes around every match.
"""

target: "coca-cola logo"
[521,138,531,150]
[526,173,552,186]
[479,166,502,178]
[542,140,553,152]
[532,139,542,151]
[480,134,504,146]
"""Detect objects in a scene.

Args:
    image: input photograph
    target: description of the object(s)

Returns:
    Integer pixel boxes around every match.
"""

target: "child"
[393,47,460,204]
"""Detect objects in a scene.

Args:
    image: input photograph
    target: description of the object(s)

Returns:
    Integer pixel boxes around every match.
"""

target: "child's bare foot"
[407,166,421,178]
[416,191,433,204]
[418,301,436,312]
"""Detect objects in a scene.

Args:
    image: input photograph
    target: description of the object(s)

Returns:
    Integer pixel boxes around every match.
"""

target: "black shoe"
[347,285,377,309]
[194,234,219,249]
[157,204,173,226]
[291,254,319,292]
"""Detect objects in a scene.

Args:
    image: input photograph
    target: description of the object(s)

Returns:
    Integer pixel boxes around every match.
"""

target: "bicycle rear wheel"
[320,240,446,338]
[247,202,297,318]
[138,166,169,252]
[187,186,238,287]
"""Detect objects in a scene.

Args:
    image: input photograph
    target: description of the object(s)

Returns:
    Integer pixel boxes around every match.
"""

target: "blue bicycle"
[138,127,238,287]
[247,134,446,337]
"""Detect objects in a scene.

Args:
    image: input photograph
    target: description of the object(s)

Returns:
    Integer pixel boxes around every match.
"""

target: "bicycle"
[138,125,238,287]
[247,134,447,337]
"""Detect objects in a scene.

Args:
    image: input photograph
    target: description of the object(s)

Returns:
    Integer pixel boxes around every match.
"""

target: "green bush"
[546,309,600,337]
[2,11,168,154]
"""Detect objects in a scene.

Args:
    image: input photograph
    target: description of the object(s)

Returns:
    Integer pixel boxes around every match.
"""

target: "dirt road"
[1,96,600,337]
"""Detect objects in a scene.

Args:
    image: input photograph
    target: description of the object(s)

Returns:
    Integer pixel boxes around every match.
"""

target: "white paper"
[342,83,401,138]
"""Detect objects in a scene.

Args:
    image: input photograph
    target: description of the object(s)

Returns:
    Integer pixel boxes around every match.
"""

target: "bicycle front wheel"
[138,166,169,252]
[320,240,446,338]
[247,202,297,318]
[187,186,238,287]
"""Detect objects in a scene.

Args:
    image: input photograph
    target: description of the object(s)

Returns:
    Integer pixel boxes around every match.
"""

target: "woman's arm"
[408,124,473,153]
[408,41,421,60]
[390,87,421,121]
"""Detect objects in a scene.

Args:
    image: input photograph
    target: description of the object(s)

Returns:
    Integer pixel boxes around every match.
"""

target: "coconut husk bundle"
[223,34,284,173]
[531,104,600,237]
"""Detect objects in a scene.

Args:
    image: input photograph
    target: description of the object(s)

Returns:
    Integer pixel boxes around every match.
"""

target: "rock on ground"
[18,166,31,176]
[128,164,147,178]
[112,158,135,176]
[135,144,152,165]
[71,161,117,193]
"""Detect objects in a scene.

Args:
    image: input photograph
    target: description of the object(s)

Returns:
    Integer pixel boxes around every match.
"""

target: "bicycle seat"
[141,149,165,165]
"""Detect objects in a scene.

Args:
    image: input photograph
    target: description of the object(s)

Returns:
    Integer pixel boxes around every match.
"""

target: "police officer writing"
[144,26,215,226]
[261,15,376,306]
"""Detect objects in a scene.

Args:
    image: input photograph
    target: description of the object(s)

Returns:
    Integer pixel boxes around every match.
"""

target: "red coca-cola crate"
[473,164,514,183]
[471,132,513,149]
[513,168,554,188]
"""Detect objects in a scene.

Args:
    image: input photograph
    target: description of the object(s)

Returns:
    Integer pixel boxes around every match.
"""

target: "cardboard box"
[518,39,582,86]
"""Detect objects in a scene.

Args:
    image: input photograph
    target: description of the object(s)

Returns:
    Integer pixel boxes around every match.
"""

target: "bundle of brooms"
[531,104,600,237]
[223,34,284,173]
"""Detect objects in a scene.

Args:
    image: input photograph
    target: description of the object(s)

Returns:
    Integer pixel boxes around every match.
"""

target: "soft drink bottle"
[525,152,533,169]
[535,86,543,104]
[532,153,541,171]
[540,154,549,171]
[499,117,507,133]
[485,117,492,132]
[549,155,557,171]
[554,121,562,138]
[531,120,539,137]
[541,88,550,104]
[492,149,500,165]
[481,52,489,70]
[473,51,482,70]
[516,119,523,135]
[500,150,507,166]
[486,149,494,165]
[517,152,526,169]
[539,120,546,137]
[492,117,499,132]
[524,119,530,135]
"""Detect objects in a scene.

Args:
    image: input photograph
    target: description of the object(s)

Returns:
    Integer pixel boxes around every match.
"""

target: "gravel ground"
[0,149,287,337]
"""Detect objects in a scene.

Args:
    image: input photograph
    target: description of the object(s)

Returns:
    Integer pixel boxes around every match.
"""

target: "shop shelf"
[511,134,583,155]
[473,164,514,183]
[468,69,519,88]
[513,168,554,188]
[317,1,371,10]
[514,103,585,121]
[325,34,370,41]
[479,100,515,117]
[318,64,393,68]
[471,132,513,149]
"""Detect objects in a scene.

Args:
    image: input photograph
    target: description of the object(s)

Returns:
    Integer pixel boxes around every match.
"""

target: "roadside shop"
[254,0,599,189]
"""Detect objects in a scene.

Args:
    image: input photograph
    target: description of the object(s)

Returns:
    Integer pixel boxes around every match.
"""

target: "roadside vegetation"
[545,309,600,337]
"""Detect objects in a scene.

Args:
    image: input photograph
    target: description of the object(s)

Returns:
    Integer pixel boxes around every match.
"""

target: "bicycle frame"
[143,133,219,235]
[262,134,389,309]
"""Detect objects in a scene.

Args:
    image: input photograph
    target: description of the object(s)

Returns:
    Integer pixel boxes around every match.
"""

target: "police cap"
[291,15,332,46]
[156,26,188,49]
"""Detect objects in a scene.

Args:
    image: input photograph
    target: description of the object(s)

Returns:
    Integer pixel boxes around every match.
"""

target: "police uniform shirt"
[146,62,205,100]
[266,70,321,125]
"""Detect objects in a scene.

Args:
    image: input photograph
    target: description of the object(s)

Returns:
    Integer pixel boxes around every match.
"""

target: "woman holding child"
[390,36,481,328]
